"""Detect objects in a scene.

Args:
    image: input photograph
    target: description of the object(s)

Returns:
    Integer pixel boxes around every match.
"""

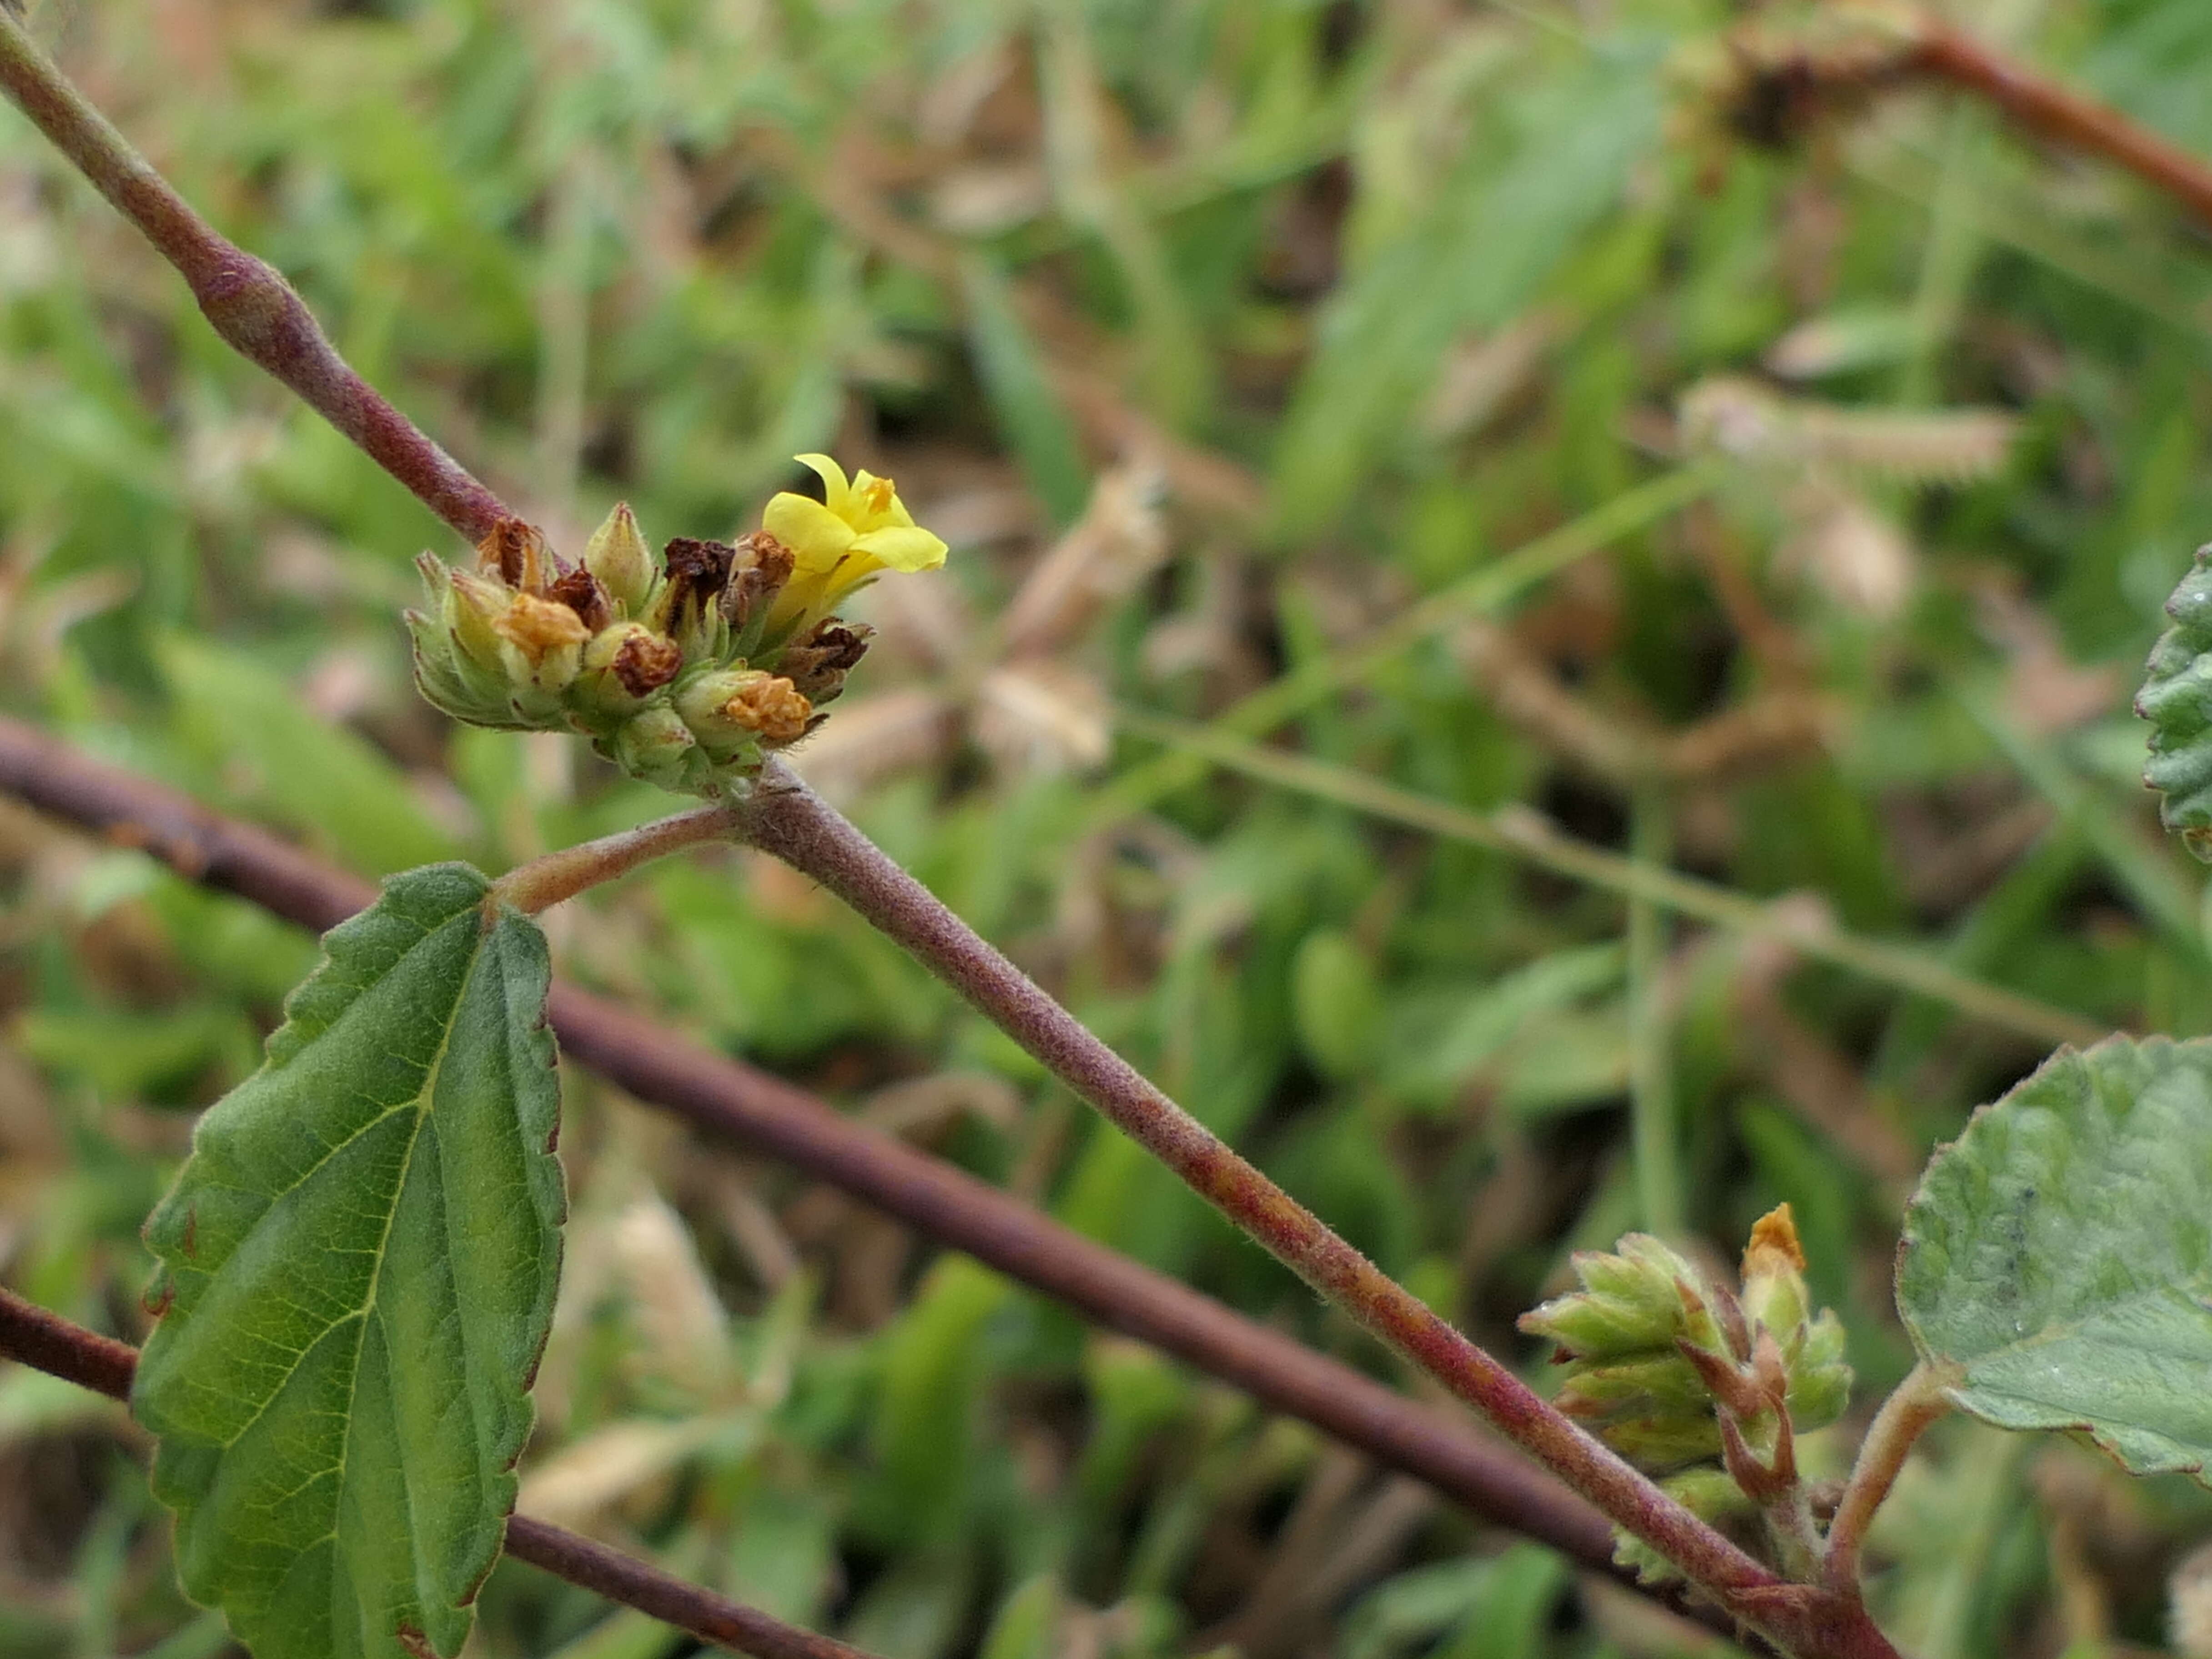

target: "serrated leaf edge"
[133,864,565,1658]
[1895,1033,2212,1483]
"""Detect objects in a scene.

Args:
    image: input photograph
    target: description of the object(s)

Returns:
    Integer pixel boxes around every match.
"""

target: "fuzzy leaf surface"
[1897,1035,2212,1478]
[2138,544,2212,860]
[132,864,565,1659]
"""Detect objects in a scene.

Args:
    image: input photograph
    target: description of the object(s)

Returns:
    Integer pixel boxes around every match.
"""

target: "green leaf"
[161,636,459,877]
[977,1574,1061,1659]
[1270,44,1659,533]
[959,253,1092,529]
[869,1255,1010,1542]
[132,864,566,1659]
[1896,1035,2212,1478]
[1291,928,1382,1079]
[2138,545,2212,859]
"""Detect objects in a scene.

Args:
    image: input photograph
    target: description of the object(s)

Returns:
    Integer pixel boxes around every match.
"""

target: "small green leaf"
[869,1255,1009,1542]
[132,864,565,1659]
[959,253,1091,529]
[161,636,459,877]
[1291,928,1382,1079]
[2137,546,2212,859]
[1896,1035,2212,1479]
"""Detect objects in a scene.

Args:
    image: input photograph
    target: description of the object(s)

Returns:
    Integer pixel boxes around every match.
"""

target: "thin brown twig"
[0,9,511,543]
[730,763,1906,1659]
[490,804,741,914]
[0,710,1881,1653]
[1909,22,2212,229]
[1733,5,2212,234]
[0,14,1910,1643]
[0,714,1667,1615]
[0,1287,876,1659]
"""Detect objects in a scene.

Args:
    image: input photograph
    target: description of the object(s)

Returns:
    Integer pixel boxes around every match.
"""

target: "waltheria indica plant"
[9,11,2212,1659]
[407,457,945,793]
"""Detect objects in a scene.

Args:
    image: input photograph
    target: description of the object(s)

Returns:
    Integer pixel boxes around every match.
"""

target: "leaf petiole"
[1824,1360,1958,1596]
[488,802,741,914]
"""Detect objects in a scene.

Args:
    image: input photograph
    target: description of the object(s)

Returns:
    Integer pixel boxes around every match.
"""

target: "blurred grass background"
[5,0,2212,1654]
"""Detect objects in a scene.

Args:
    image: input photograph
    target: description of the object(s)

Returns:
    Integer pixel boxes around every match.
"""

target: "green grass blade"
[1116,710,2102,1050]
[1093,463,1721,820]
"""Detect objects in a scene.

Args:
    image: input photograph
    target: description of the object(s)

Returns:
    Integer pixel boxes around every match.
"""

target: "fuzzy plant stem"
[730,764,1905,1659]
[1825,1362,1957,1597]
[491,804,741,914]
[0,711,1709,1631]
[0,1288,879,1659]
[0,8,512,543]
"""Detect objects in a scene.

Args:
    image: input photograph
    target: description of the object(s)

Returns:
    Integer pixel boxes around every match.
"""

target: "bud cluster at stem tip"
[406,455,947,795]
[1518,1205,1852,1582]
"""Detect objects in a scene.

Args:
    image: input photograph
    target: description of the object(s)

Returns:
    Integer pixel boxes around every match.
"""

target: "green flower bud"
[1556,1352,1715,1422]
[675,668,813,761]
[569,622,683,725]
[1785,1309,1852,1433]
[1521,1233,1713,1361]
[408,556,533,729]
[407,605,524,729]
[440,563,511,672]
[1740,1204,1812,1341]
[1520,1236,1736,1473]
[608,705,703,792]
[1737,1205,1853,1434]
[1612,1468,1756,1585]
[1599,1413,1726,1470]
[493,592,590,716]
[583,501,655,616]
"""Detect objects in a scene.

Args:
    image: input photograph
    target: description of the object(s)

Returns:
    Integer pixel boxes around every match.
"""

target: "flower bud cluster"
[407,470,940,795]
[1518,1206,1852,1579]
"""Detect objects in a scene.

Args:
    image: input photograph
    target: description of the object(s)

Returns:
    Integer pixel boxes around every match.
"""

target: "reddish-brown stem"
[1825,1362,1956,1596]
[0,10,1915,1647]
[0,715,1671,1618]
[491,804,741,914]
[0,721,1900,1652]
[730,764,1901,1659]
[0,1287,876,1659]
[1908,22,2212,229]
[0,10,511,543]
[0,1283,137,1399]
[501,1521,870,1659]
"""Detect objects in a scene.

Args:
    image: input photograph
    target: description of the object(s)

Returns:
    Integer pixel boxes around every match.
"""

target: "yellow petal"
[852,524,948,573]
[763,493,858,573]
[793,453,852,517]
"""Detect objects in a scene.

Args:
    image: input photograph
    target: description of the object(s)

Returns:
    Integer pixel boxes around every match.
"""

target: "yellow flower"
[760,453,947,633]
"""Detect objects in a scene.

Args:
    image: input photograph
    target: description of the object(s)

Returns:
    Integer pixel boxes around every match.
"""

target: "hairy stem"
[731,764,1900,1658]
[491,804,739,914]
[0,713,1727,1631]
[0,1288,875,1659]
[1825,1361,1957,1595]
[0,9,512,542]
